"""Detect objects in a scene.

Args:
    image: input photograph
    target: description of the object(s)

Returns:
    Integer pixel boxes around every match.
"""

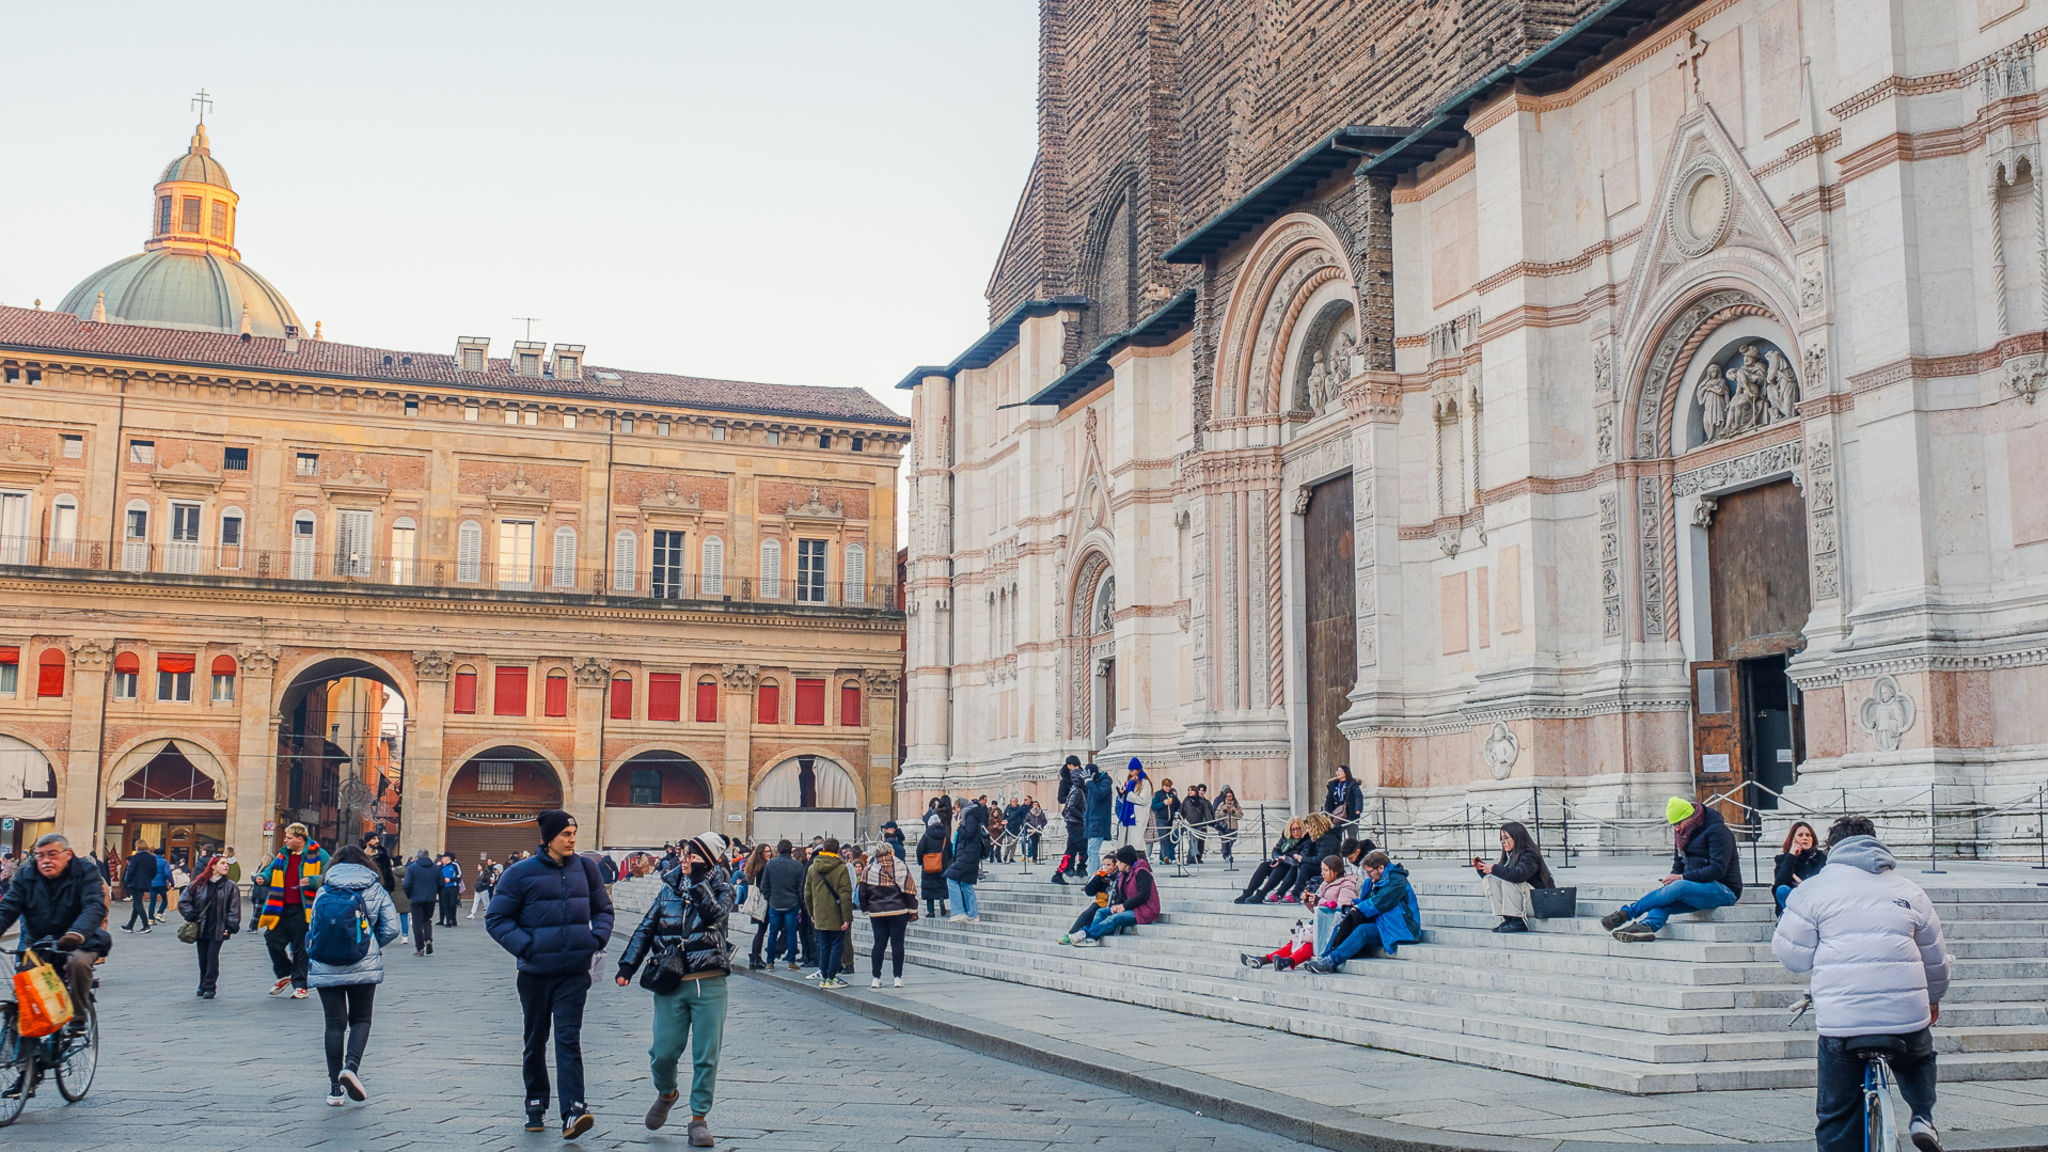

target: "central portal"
[1303,474,1357,802]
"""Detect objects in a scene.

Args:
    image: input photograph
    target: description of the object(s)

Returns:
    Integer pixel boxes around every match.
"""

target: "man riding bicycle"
[1772,815,1949,1152]
[0,834,109,1034]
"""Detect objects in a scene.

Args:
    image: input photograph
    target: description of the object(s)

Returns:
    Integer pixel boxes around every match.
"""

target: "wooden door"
[1304,476,1358,799]
[1690,661,1744,821]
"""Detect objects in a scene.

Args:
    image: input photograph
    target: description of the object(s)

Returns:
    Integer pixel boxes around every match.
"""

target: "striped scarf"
[256,842,325,930]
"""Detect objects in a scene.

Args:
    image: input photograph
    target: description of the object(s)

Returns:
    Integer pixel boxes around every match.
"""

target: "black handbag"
[639,939,688,994]
[1531,886,1578,919]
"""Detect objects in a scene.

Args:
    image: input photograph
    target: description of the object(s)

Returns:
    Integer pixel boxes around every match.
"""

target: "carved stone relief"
[572,655,611,688]
[1858,675,1915,752]
[1635,289,1766,458]
[1805,437,1841,601]
[413,650,454,681]
[720,663,760,691]
[1599,493,1622,639]
[1692,496,1719,528]
[235,644,281,676]
[1595,409,1616,464]
[1482,722,1520,780]
[2007,355,2047,403]
[1639,476,1667,639]
[1692,339,1800,447]
[1674,439,1803,498]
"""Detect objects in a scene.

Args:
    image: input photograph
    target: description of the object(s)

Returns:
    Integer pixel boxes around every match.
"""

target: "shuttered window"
[336,509,374,577]
[610,674,633,720]
[794,678,826,725]
[36,648,64,697]
[701,536,724,596]
[612,530,637,592]
[648,673,682,721]
[759,538,782,598]
[695,679,718,723]
[456,520,483,583]
[453,668,478,714]
[494,666,528,716]
[844,543,867,604]
[841,682,862,726]
[552,526,577,588]
[290,513,316,580]
[544,672,568,717]
[757,680,779,725]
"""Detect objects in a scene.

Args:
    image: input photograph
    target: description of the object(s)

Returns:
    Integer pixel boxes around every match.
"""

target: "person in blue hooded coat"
[1081,763,1114,874]
[1301,850,1418,972]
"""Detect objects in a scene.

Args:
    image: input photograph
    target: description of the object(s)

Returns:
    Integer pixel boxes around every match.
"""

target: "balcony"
[0,535,901,617]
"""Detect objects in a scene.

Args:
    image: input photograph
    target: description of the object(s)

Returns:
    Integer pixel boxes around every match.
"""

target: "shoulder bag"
[742,882,768,923]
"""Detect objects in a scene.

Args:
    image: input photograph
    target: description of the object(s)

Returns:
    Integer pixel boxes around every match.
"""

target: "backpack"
[307,887,373,966]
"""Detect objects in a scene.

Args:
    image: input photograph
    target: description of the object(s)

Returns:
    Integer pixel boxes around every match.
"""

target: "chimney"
[284,323,300,354]
[238,305,252,339]
[551,343,585,381]
[456,336,491,373]
[514,341,545,379]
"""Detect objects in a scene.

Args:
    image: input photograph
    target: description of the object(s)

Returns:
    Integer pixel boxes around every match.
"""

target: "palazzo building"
[901,0,2048,846]
[0,119,908,863]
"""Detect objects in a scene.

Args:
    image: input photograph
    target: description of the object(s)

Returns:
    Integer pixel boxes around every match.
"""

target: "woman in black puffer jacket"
[615,833,735,1144]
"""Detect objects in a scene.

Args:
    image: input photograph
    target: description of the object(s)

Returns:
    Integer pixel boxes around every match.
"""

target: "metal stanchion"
[1560,799,1574,869]
[1463,804,1473,863]
[1922,783,1946,875]
[2034,784,2047,872]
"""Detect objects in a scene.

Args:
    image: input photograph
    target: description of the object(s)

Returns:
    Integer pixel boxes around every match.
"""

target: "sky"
[1,1,1041,416]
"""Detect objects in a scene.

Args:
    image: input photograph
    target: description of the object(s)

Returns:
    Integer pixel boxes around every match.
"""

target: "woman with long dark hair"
[1475,821,1553,933]
[743,844,772,970]
[1773,821,1826,915]
[178,852,240,998]
[1322,765,1364,823]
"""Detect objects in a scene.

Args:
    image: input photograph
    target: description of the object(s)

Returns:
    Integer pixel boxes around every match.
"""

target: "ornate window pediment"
[783,487,846,529]
[0,434,54,487]
[321,453,390,507]
[487,467,552,515]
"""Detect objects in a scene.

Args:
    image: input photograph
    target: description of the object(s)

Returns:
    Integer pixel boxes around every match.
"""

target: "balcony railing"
[0,535,898,609]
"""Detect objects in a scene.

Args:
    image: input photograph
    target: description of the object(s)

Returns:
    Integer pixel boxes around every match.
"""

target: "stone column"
[403,651,452,855]
[228,645,281,860]
[719,664,758,839]
[570,656,609,842]
[60,640,110,851]
[1340,373,1405,793]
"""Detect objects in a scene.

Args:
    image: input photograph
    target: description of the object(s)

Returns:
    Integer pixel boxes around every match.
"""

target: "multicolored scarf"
[255,841,325,930]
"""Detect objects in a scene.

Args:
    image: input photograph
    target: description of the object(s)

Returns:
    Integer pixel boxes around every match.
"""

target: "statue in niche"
[1764,348,1799,422]
[1695,363,1730,441]
[1334,329,1358,377]
[1695,340,1800,446]
[1306,351,1331,411]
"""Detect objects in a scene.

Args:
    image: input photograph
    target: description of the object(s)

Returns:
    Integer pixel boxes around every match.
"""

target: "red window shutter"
[696,680,718,723]
[648,673,682,722]
[494,667,528,716]
[544,674,568,717]
[841,683,861,726]
[36,649,64,697]
[757,681,779,725]
[610,677,634,720]
[0,646,20,664]
[210,653,237,675]
[794,678,826,725]
[453,670,478,714]
[113,651,141,675]
[157,653,196,675]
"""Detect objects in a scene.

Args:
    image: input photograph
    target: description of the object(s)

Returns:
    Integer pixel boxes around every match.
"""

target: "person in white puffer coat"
[1772,816,1950,1152]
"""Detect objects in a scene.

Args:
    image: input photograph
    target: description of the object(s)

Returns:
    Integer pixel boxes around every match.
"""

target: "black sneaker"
[525,1110,548,1132]
[563,1110,594,1140]
[1050,873,1067,885]
[1599,908,1631,931]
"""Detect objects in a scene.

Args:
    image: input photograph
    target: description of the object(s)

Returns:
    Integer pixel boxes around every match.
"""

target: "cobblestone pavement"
[2,916,1317,1152]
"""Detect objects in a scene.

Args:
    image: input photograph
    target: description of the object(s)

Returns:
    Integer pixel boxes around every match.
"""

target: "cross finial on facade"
[191,87,214,124]
[1679,31,1710,103]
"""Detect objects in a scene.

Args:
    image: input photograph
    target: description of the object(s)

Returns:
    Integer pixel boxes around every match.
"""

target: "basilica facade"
[0,120,908,864]
[901,0,2048,848]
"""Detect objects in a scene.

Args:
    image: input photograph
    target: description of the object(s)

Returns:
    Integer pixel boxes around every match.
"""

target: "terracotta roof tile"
[0,305,908,428]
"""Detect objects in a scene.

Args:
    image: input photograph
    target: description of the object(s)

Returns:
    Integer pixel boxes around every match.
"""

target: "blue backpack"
[307,887,372,966]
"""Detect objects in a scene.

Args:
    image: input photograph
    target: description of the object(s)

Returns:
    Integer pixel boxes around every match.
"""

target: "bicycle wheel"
[1865,1062,1899,1152]
[0,1006,31,1127]
[55,1010,96,1102]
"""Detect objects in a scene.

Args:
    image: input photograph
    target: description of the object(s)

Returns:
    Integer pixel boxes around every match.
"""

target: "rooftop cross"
[1679,31,1710,103]
[191,87,213,125]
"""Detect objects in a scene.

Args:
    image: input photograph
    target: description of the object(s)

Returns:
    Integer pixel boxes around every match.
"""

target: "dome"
[59,249,300,338]
[160,124,231,190]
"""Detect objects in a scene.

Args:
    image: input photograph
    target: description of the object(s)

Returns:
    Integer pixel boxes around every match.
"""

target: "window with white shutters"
[167,502,202,574]
[552,526,577,588]
[456,520,482,583]
[759,538,782,598]
[335,509,374,577]
[291,513,316,580]
[0,492,28,565]
[123,502,150,572]
[51,497,78,561]
[612,530,637,592]
[844,542,867,604]
[701,535,724,596]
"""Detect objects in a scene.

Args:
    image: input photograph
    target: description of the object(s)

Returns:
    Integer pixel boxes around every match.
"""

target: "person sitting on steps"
[1233,819,1307,904]
[1280,813,1343,903]
[1773,821,1826,917]
[1601,797,1743,942]
[1056,857,1119,945]
[1301,850,1417,972]
[1475,820,1552,933]
[1242,854,1357,970]
[1066,846,1158,947]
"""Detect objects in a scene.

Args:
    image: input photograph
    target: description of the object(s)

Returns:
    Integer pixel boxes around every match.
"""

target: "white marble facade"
[901,0,2048,849]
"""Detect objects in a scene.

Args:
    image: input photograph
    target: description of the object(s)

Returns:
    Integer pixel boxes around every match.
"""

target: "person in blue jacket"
[150,848,173,921]
[1301,851,1419,972]
[1082,763,1114,874]
[487,810,615,1141]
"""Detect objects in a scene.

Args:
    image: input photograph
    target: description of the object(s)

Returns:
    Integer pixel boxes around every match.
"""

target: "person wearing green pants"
[617,833,734,1148]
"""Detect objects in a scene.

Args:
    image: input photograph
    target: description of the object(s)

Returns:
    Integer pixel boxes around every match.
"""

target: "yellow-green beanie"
[1666,797,1696,825]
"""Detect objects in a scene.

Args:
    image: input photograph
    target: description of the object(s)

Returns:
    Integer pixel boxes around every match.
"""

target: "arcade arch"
[444,742,565,864]
[274,655,410,851]
[600,749,716,849]
[751,754,857,844]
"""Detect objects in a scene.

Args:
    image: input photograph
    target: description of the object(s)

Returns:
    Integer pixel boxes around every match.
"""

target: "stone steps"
[876,868,2048,1093]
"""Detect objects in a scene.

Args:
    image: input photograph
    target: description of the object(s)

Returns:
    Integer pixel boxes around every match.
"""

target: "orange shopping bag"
[13,949,75,1038]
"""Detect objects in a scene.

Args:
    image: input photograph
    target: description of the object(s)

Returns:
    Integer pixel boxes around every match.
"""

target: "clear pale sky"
[2,2,1040,416]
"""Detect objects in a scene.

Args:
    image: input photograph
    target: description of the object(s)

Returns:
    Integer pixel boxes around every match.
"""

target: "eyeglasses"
[32,849,68,860]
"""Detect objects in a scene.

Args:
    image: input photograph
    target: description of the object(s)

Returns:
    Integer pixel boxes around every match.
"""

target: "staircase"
[891,861,2048,1094]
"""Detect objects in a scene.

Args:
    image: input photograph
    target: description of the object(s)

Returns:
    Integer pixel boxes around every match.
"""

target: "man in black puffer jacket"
[615,833,733,1145]
[487,810,614,1140]
[0,834,110,1033]
[1601,796,1743,943]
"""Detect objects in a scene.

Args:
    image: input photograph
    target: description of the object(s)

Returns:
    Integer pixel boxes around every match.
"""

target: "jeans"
[817,926,846,980]
[517,969,592,1120]
[765,908,800,963]
[1024,833,1041,862]
[125,892,153,930]
[1621,879,1739,931]
[1085,837,1105,875]
[397,910,410,939]
[870,915,908,978]
[650,976,727,1118]
[1815,1029,1937,1152]
[195,932,225,993]
[317,984,376,1090]
[1324,917,1385,967]
[1083,907,1136,939]
[946,879,978,919]
[149,887,168,919]
[266,907,309,988]
[1774,884,1793,914]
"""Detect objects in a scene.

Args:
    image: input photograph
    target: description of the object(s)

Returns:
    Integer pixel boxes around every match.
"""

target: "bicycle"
[0,937,100,1126]
[1788,993,1940,1152]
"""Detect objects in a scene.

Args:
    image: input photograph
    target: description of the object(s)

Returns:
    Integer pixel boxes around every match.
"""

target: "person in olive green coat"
[802,840,854,988]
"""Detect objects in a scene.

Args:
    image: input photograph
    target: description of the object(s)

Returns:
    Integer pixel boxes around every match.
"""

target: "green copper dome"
[59,249,300,338]
[161,126,232,190]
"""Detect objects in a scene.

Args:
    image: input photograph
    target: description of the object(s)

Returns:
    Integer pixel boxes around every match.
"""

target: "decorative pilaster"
[60,640,110,849]
[402,650,452,854]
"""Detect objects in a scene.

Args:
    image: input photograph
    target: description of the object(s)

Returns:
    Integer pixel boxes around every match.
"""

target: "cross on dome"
[191,87,214,125]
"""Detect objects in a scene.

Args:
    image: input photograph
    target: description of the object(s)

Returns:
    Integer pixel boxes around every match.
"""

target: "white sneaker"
[870,977,882,989]
[948,914,968,922]
[805,970,822,980]
[893,977,904,988]
[1909,1116,1945,1152]
[399,935,408,944]
[326,1091,345,1107]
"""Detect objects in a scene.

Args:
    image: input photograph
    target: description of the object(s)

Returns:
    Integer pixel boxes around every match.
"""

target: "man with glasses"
[0,834,110,1034]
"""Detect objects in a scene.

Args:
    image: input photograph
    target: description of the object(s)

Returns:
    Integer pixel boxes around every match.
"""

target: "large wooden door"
[1303,475,1357,800]
[1690,661,1743,820]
